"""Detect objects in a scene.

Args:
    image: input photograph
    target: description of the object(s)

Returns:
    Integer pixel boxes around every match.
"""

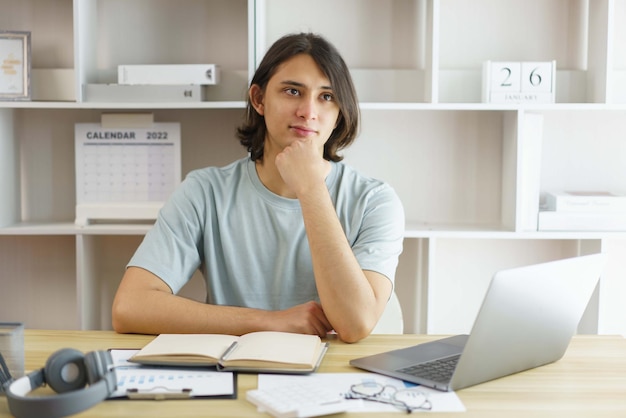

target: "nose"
[296,95,318,120]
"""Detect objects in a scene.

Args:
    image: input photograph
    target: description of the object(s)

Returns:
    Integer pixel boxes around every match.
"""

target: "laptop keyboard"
[396,354,461,384]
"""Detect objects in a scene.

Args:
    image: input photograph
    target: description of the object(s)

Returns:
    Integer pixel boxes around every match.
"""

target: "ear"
[249,84,264,116]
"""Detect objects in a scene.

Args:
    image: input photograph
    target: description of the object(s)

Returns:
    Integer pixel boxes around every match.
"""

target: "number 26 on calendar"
[482,61,555,104]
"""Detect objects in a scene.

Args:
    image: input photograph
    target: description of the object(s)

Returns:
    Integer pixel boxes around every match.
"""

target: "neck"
[255,157,296,199]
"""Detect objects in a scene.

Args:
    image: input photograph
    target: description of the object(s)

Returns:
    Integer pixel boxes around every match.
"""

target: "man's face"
[253,54,340,156]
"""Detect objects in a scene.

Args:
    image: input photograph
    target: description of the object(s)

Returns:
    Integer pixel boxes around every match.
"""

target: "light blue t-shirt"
[128,157,405,310]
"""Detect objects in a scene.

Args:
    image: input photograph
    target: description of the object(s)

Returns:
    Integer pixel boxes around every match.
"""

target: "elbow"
[111,306,126,334]
[334,320,374,344]
[337,332,367,344]
[111,297,134,334]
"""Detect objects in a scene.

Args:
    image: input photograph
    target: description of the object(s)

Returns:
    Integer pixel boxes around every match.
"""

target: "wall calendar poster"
[74,122,181,225]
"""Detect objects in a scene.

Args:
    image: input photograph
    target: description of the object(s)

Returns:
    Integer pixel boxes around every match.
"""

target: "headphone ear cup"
[84,351,112,385]
[44,348,87,393]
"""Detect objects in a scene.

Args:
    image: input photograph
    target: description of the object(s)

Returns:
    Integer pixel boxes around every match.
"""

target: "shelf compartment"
[425,237,600,334]
[0,235,78,329]
[74,0,249,102]
[347,109,516,232]
[0,0,74,69]
[539,109,626,196]
[0,0,75,102]
[437,0,603,104]
[77,234,207,329]
[256,0,434,103]
[7,108,247,227]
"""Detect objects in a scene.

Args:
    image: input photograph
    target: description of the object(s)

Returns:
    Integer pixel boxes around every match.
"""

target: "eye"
[285,88,300,96]
[321,92,334,102]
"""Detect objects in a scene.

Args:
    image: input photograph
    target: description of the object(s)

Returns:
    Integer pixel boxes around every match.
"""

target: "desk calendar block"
[74,122,181,225]
[483,61,555,104]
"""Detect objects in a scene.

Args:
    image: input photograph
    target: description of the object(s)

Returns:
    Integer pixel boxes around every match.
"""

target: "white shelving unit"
[1,0,625,335]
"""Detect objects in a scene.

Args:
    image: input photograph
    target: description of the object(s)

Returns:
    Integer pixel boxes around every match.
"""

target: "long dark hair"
[237,33,360,162]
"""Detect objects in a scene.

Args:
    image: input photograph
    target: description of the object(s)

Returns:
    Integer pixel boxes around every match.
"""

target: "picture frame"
[0,30,31,100]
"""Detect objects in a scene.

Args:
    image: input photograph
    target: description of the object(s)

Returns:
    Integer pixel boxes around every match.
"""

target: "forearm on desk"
[112,267,265,335]
[112,267,332,337]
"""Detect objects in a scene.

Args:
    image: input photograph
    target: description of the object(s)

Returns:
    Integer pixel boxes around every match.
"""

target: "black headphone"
[1,348,117,418]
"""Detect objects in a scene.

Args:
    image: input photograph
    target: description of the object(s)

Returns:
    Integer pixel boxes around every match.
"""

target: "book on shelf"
[118,64,220,85]
[129,331,328,374]
[544,190,626,213]
[537,211,626,231]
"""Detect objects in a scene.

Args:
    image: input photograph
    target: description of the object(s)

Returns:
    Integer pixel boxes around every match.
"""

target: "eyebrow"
[280,80,333,91]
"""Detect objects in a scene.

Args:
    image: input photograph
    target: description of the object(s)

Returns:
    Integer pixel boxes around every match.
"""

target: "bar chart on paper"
[74,122,181,226]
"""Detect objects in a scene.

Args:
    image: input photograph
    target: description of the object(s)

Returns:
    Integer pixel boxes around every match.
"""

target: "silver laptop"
[350,253,607,391]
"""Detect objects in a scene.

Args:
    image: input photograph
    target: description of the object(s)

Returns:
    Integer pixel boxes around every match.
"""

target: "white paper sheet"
[257,372,465,413]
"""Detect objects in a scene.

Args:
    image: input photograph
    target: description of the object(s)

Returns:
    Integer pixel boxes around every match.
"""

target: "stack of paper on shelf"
[84,84,207,102]
[538,191,626,231]
[84,64,220,102]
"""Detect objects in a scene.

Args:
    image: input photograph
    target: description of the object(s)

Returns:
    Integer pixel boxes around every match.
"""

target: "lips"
[290,125,317,136]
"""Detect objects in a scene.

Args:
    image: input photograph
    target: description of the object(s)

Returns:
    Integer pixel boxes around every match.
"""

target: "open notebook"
[129,331,328,374]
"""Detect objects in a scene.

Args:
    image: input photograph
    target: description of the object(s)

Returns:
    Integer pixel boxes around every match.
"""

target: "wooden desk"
[1,330,625,417]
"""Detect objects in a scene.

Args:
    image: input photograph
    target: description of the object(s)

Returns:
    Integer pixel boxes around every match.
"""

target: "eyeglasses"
[345,381,432,413]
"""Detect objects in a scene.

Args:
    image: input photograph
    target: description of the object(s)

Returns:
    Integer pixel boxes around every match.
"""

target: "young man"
[112,33,404,343]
